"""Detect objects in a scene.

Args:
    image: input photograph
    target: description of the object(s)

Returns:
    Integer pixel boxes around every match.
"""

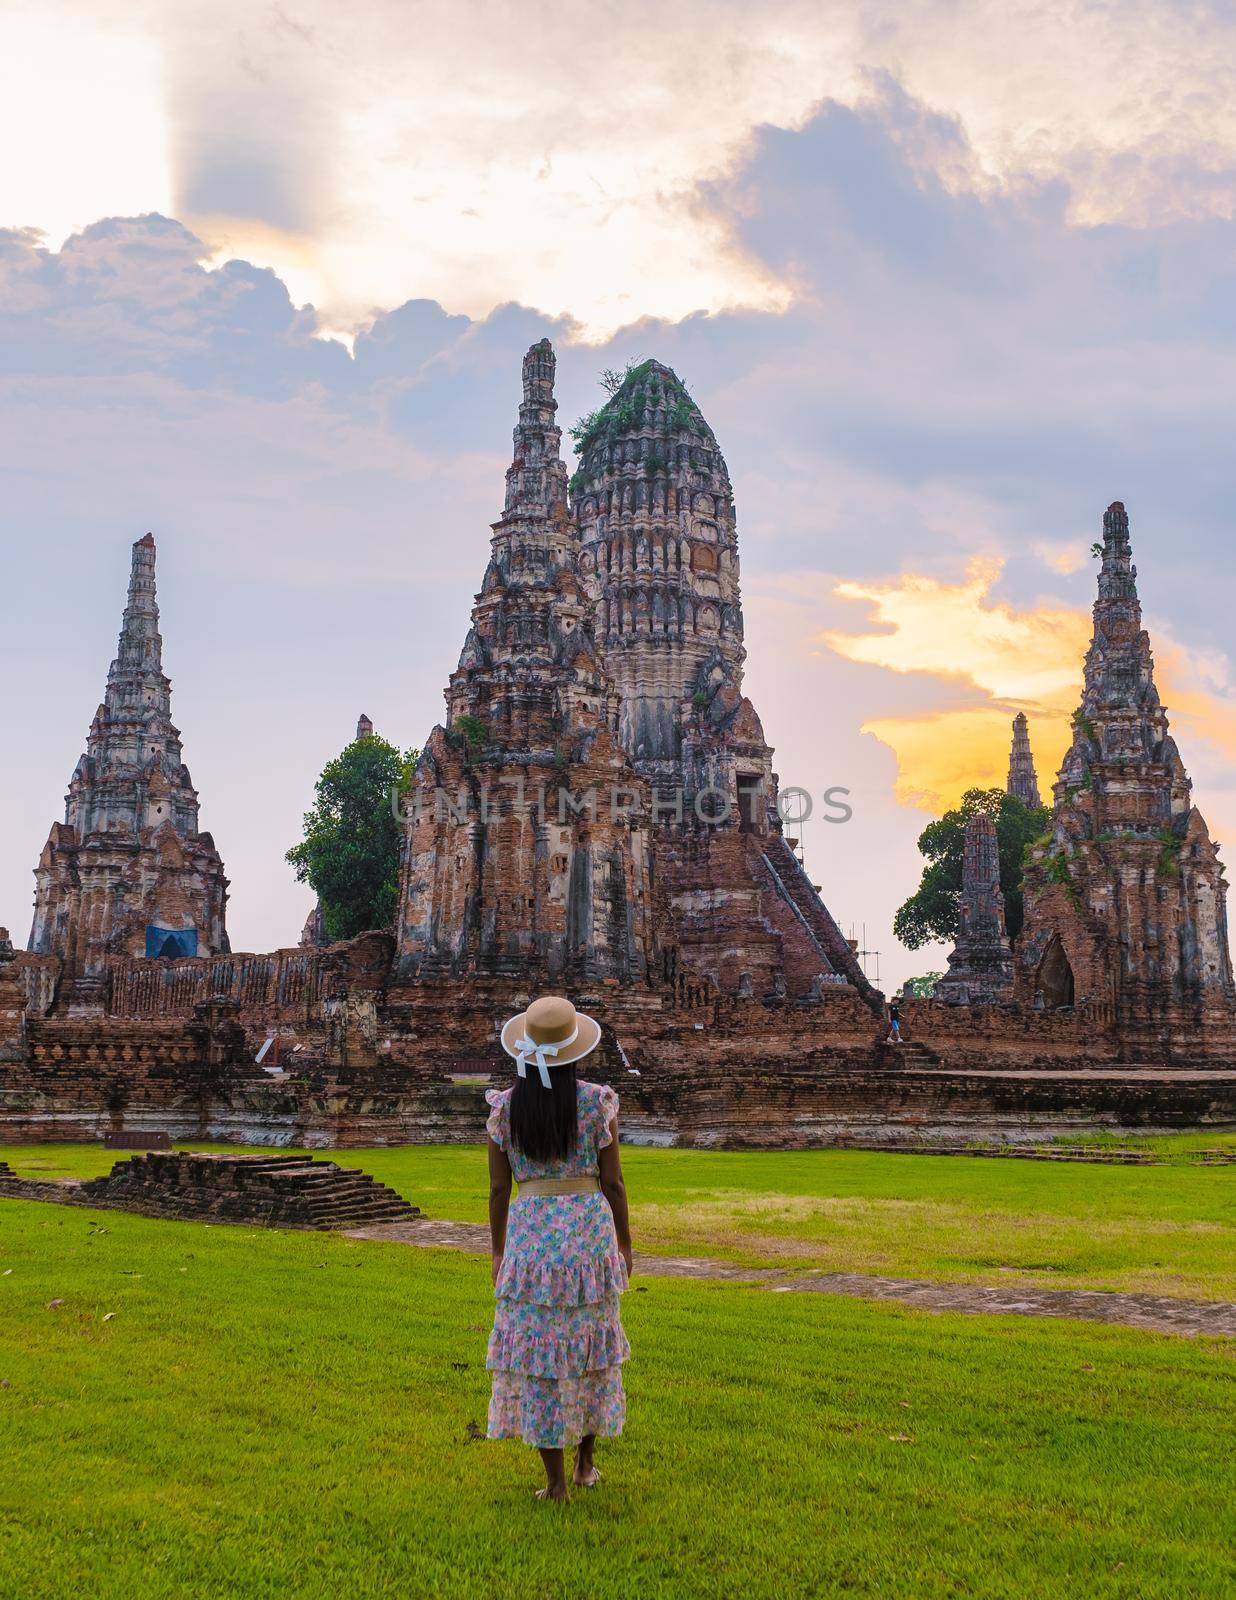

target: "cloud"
[2,62,1236,988]
[0,215,348,394]
[690,82,1236,686]
[825,560,1089,708]
[1034,540,1089,576]
[821,560,1086,810]
[167,33,342,235]
[0,11,170,244]
[855,707,1048,813]
[821,557,1236,829]
[9,2,1236,335]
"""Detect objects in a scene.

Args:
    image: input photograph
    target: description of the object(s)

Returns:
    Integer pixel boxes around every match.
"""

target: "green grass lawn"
[7,1136,1236,1300]
[1,1200,1233,1600]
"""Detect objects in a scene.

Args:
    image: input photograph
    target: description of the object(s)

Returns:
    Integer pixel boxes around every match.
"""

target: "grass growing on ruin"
[7,1136,1236,1301]
[1,1200,1233,1600]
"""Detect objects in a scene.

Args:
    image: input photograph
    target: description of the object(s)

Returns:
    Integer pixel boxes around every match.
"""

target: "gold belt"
[517,1176,601,1198]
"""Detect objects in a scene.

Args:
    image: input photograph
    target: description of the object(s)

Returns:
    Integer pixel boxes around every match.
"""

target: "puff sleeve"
[485,1087,511,1150]
[594,1084,620,1149]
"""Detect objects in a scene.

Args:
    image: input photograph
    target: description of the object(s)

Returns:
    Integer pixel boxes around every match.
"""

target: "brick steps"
[0,1151,422,1230]
[878,1144,1236,1165]
[892,1040,943,1067]
[961,1148,1157,1164]
[757,837,878,1004]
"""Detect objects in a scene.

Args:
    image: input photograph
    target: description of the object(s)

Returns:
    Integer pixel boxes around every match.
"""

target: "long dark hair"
[509,1065,579,1162]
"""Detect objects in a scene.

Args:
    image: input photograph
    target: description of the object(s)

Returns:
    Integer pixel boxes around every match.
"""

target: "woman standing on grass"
[485,995,634,1502]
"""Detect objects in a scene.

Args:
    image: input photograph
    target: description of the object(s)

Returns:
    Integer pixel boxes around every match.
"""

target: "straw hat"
[500,995,602,1087]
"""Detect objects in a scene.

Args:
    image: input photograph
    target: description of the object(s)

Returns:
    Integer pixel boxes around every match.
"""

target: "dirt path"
[344,1217,1236,1339]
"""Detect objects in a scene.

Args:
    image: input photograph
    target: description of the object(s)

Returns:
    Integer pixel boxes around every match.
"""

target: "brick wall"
[4,957,1233,1149]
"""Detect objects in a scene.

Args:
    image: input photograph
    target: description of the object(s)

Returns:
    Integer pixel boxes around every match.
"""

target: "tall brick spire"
[1062,500,1168,777]
[112,532,165,680]
[1097,497,1138,602]
[395,341,660,984]
[74,535,179,836]
[29,536,229,988]
[1017,502,1235,1033]
[501,337,569,526]
[443,338,615,737]
[1006,712,1041,809]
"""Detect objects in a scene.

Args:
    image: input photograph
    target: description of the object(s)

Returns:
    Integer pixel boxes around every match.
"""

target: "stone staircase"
[0,1151,422,1231]
[758,836,878,1005]
[881,1144,1236,1165]
[887,1039,942,1068]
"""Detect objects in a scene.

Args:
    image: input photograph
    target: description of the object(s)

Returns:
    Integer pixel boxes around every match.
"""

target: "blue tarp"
[145,926,198,960]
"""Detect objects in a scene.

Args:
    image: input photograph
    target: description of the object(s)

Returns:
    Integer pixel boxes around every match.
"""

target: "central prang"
[394,342,868,1001]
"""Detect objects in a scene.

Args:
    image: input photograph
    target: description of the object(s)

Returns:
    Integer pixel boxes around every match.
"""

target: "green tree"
[905,972,944,998]
[894,788,1048,950]
[286,734,418,942]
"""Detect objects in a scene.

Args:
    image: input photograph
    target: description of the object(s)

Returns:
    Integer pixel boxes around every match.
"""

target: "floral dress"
[485,1079,630,1449]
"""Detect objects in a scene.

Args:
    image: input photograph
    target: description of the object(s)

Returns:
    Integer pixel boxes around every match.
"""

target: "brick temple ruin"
[935,811,1014,1006]
[1007,712,1042,810]
[933,717,1041,1006]
[1014,502,1236,1055]
[28,534,230,1007]
[2,351,1235,1149]
[396,342,662,986]
[571,356,871,1002]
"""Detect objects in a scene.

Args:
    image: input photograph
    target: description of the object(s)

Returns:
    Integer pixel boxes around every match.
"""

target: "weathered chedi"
[1007,712,1042,810]
[571,361,769,806]
[28,535,228,1004]
[1016,503,1235,1049]
[571,359,871,1001]
[935,811,1014,1004]
[394,341,664,984]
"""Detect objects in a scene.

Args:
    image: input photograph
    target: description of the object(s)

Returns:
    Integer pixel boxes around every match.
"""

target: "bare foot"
[535,1485,569,1503]
[573,1445,601,1487]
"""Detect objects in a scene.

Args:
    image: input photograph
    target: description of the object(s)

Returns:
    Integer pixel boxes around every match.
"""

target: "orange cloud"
[824,560,1087,810]
[1156,641,1236,766]
[859,706,1070,812]
[826,559,1089,707]
[1033,539,1089,576]
[825,560,1236,819]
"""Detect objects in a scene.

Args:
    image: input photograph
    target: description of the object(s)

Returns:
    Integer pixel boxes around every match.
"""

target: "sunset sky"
[2,1,1235,989]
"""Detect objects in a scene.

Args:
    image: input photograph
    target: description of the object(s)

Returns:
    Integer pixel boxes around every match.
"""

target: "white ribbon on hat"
[514,1025,579,1089]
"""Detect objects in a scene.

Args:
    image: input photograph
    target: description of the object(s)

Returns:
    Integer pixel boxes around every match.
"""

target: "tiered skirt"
[487,1194,630,1448]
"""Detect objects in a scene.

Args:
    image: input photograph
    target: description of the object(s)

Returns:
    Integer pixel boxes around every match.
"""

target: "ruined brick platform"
[3,950,1236,1148]
[0,1151,421,1230]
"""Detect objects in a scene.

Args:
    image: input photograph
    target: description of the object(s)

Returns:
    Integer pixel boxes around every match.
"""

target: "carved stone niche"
[690,544,719,573]
[1036,933,1076,1009]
